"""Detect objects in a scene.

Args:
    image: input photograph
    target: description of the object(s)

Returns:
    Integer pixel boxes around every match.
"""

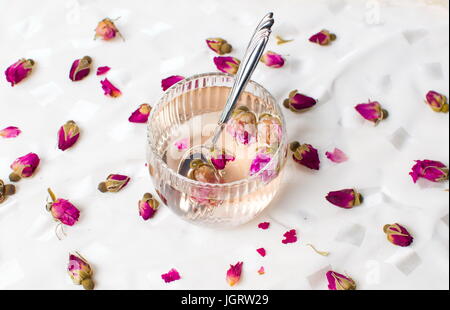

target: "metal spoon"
[177,13,274,177]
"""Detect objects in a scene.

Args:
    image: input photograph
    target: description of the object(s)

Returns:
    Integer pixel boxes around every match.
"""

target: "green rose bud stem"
[9,172,21,183]
[381,109,389,120]
[81,278,95,290]
[47,188,57,202]
[289,141,301,152]
[98,182,107,193]
[4,184,15,196]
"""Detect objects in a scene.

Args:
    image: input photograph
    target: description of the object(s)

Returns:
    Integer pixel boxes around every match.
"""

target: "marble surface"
[0,0,449,290]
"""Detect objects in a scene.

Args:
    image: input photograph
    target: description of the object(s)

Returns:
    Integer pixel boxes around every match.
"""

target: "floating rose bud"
[58,120,80,151]
[0,179,16,204]
[258,266,265,275]
[260,51,285,68]
[355,100,388,124]
[282,229,297,244]
[69,56,92,81]
[0,126,21,139]
[249,147,278,183]
[187,159,221,184]
[290,141,320,170]
[98,174,130,193]
[100,78,121,97]
[425,91,448,113]
[174,137,189,151]
[409,160,448,183]
[161,268,181,283]
[309,30,336,46]
[256,248,266,257]
[226,262,243,286]
[283,90,317,112]
[206,38,232,55]
[325,148,348,163]
[68,252,95,290]
[139,193,160,220]
[5,58,34,86]
[214,56,240,74]
[326,189,362,209]
[210,149,235,170]
[275,35,293,45]
[226,106,257,145]
[96,66,110,75]
[128,104,151,123]
[161,75,185,91]
[257,113,282,147]
[94,18,123,41]
[383,223,413,247]
[326,271,356,290]
[46,188,80,226]
[258,222,270,230]
[9,152,40,182]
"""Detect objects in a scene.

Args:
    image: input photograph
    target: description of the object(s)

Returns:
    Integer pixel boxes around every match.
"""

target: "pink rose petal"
[100,78,121,97]
[161,75,184,91]
[325,148,348,163]
[258,266,265,275]
[174,137,189,151]
[161,268,181,283]
[282,229,297,244]
[0,126,21,138]
[258,222,270,230]
[96,66,111,75]
[256,248,266,257]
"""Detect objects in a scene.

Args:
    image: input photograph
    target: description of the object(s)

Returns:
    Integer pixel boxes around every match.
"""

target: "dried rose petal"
[275,35,293,45]
[425,90,448,113]
[98,174,130,193]
[383,223,414,247]
[355,100,388,124]
[100,78,121,97]
[410,160,448,183]
[5,58,34,86]
[161,268,181,283]
[128,104,151,123]
[214,56,240,74]
[256,248,266,257]
[226,262,243,286]
[161,75,185,91]
[94,18,122,41]
[206,38,232,55]
[0,126,21,139]
[260,51,285,68]
[210,149,235,170]
[258,222,270,230]
[69,56,92,81]
[58,120,80,151]
[0,179,16,204]
[326,189,362,209]
[139,193,159,220]
[283,90,317,112]
[249,147,278,182]
[309,30,336,46]
[325,148,348,163]
[257,266,265,275]
[282,229,297,244]
[68,252,94,290]
[96,66,110,75]
[290,141,320,170]
[47,188,80,226]
[257,113,282,147]
[326,271,356,290]
[9,152,40,182]
[226,106,257,145]
[174,137,189,151]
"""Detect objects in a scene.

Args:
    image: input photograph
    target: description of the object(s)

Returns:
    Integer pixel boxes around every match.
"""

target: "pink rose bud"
[128,104,152,123]
[161,75,185,91]
[283,90,317,112]
[0,126,21,139]
[58,120,80,151]
[249,147,278,183]
[260,51,285,68]
[409,160,448,183]
[46,188,80,226]
[214,56,241,74]
[326,189,363,209]
[425,90,448,113]
[69,56,92,81]
[226,106,257,145]
[258,266,265,275]
[100,78,121,97]
[326,271,356,290]
[355,100,388,124]
[282,229,297,244]
[383,223,414,247]
[161,268,181,283]
[94,18,123,41]
[206,38,232,55]
[226,262,243,286]
[0,179,16,204]
[9,152,40,182]
[257,113,283,147]
[68,252,95,290]
[290,141,320,170]
[5,58,34,86]
[309,30,337,46]
[96,66,110,75]
[325,148,348,163]
[139,193,160,220]
[98,174,130,193]
[210,148,235,170]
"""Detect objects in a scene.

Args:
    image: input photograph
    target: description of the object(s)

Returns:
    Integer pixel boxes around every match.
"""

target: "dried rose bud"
[226,262,243,286]
[161,75,185,91]
[214,56,240,75]
[58,120,80,151]
[409,160,448,183]
[258,266,265,275]
[210,149,235,170]
[96,66,110,75]
[9,152,40,182]
[69,56,92,81]
[355,100,388,124]
[226,106,257,145]
[260,51,285,68]
[94,18,122,41]
[139,193,160,220]
[290,141,320,170]
[46,188,80,226]
[309,30,336,46]
[5,58,34,86]
[128,104,151,123]
[283,90,317,112]
[425,90,448,113]
[206,38,232,55]
[249,147,278,183]
[0,126,21,139]
[161,268,181,283]
[325,148,348,163]
[187,159,221,184]
[326,189,362,209]
[383,223,414,247]
[98,174,130,193]
[257,113,282,147]
[282,229,297,244]
[68,252,95,290]
[100,78,121,97]
[0,179,16,204]
[326,271,356,290]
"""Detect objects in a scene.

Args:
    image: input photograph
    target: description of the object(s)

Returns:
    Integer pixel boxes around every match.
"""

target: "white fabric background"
[0,0,448,290]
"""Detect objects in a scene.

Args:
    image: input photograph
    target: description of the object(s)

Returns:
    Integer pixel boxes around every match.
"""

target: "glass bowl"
[147,72,287,227]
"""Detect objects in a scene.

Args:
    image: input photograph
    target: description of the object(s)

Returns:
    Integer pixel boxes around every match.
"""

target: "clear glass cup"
[147,72,287,227]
